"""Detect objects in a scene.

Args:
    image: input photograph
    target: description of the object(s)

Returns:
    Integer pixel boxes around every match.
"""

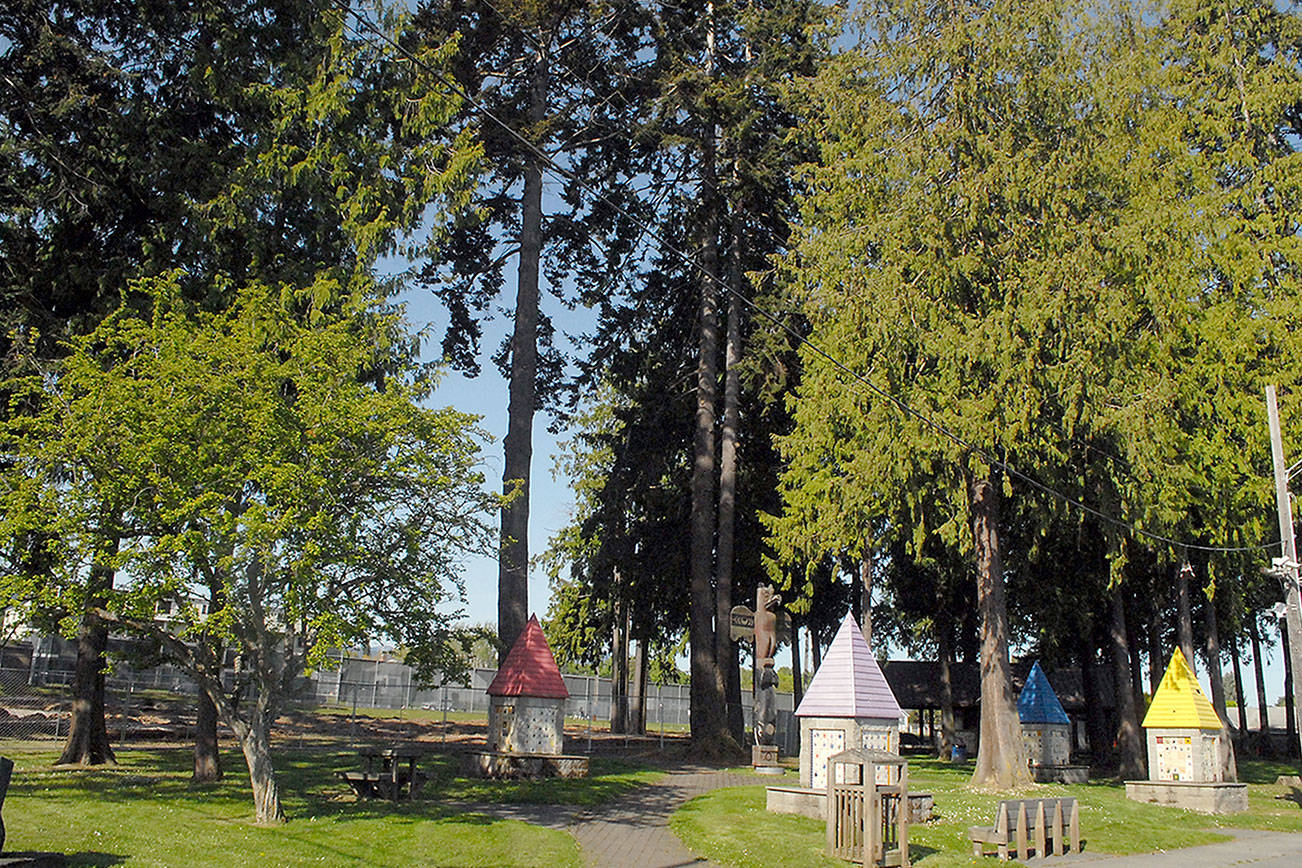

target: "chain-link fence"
[1,637,798,751]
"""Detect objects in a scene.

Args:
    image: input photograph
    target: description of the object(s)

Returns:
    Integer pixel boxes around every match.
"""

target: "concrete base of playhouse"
[1124,779,1247,814]
[1033,763,1089,784]
[468,750,589,780]
[766,785,933,823]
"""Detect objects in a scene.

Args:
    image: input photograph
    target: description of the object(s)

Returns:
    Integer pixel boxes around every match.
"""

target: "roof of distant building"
[878,659,1112,712]
[1018,660,1071,725]
[796,613,902,719]
[486,615,570,699]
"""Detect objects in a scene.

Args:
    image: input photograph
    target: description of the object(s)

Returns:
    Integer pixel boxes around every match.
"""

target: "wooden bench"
[968,797,1079,860]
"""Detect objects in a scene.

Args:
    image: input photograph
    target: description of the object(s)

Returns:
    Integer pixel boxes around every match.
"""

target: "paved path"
[457,772,1302,868]
[569,767,757,868]
[1058,828,1302,868]
[453,765,756,867]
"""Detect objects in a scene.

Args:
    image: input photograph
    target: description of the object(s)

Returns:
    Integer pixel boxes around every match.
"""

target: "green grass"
[671,757,1302,868]
[426,754,662,806]
[5,746,647,867]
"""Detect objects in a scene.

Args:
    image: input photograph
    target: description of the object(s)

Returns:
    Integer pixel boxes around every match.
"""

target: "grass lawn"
[670,757,1302,868]
[423,753,661,806]
[2,744,655,867]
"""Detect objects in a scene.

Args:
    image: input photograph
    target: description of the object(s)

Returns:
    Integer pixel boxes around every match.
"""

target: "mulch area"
[7,694,694,762]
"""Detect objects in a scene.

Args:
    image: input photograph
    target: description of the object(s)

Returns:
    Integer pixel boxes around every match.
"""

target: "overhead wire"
[333,0,1283,557]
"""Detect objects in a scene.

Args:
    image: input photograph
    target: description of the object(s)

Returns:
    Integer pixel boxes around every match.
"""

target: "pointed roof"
[1141,647,1221,730]
[1018,660,1070,725]
[796,613,902,719]
[487,615,570,699]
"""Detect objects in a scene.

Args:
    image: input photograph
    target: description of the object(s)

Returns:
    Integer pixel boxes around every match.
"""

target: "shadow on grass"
[19,744,656,826]
[56,851,126,867]
[1238,759,1302,785]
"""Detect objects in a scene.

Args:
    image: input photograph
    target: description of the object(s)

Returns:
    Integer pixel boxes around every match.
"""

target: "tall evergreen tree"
[776,0,1172,788]
[412,0,651,658]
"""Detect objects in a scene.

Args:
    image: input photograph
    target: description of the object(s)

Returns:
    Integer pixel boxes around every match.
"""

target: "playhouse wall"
[798,716,899,789]
[1145,727,1223,782]
[1022,722,1071,767]
[488,695,565,754]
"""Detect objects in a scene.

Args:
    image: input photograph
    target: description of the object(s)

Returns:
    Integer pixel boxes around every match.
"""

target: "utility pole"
[1266,385,1302,759]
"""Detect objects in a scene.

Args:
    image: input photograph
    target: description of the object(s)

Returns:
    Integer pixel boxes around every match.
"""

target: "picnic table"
[337,746,426,800]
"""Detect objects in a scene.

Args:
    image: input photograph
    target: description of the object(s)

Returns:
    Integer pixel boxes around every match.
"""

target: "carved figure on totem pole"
[730,584,788,751]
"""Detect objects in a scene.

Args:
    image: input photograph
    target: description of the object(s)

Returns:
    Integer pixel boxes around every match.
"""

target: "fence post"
[350,687,358,742]
[120,682,131,748]
[659,699,664,751]
[586,676,593,754]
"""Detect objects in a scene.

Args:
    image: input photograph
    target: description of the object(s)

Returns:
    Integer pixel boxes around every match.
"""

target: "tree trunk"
[230,710,284,825]
[725,640,744,746]
[57,609,116,766]
[1176,563,1195,666]
[811,622,822,671]
[1109,588,1145,779]
[193,575,225,782]
[498,45,548,660]
[1203,585,1227,721]
[851,559,862,626]
[611,598,628,734]
[1203,593,1234,791]
[1078,633,1110,769]
[1230,634,1248,735]
[1199,585,1237,777]
[58,533,119,766]
[1282,619,1298,757]
[630,637,647,736]
[791,615,803,712]
[938,621,956,755]
[193,686,223,782]
[859,553,873,649]
[1147,588,1163,697]
[1125,587,1144,711]
[715,193,745,747]
[1249,613,1272,750]
[687,9,727,749]
[968,475,1029,789]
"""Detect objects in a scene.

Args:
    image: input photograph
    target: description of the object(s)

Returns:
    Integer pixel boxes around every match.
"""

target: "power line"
[333,1,1281,557]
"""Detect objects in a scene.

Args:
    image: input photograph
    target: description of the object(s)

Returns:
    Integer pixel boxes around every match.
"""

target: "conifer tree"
[412,0,651,659]
[776,0,1161,788]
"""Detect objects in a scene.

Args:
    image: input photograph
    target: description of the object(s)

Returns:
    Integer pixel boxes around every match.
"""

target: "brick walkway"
[452,766,757,867]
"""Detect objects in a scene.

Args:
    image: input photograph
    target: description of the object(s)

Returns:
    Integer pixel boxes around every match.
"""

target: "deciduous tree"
[3,277,495,823]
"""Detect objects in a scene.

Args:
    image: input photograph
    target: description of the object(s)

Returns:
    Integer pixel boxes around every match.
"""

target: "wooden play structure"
[825,748,910,868]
